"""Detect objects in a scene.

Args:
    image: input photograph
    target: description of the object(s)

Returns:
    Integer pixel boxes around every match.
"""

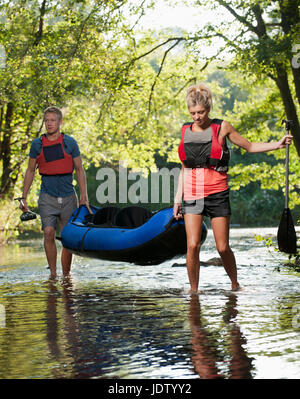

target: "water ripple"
[0,228,299,379]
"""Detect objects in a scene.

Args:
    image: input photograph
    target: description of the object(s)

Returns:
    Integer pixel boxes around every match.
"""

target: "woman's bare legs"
[184,214,203,294]
[184,214,240,293]
[211,216,240,290]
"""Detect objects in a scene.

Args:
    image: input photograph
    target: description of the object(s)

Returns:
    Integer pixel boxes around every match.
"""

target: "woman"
[173,83,293,294]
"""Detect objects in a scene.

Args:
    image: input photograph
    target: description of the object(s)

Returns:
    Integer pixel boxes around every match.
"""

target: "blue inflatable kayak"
[61,205,207,265]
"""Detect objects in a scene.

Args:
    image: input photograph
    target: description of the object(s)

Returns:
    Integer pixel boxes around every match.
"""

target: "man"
[20,106,89,278]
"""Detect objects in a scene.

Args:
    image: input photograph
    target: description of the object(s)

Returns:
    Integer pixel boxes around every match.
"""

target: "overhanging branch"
[147,39,181,113]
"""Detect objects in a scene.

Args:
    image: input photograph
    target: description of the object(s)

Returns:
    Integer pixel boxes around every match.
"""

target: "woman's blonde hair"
[186,83,213,110]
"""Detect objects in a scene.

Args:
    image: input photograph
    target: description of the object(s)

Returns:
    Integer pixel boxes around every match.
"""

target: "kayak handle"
[164,216,177,230]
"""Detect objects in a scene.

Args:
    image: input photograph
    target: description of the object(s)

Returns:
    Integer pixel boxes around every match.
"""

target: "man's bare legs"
[61,247,72,276]
[43,226,57,278]
[43,225,73,278]
[60,220,73,276]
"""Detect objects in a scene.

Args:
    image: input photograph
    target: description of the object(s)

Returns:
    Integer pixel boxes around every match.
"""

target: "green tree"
[0,0,154,240]
[191,0,300,155]
[0,0,143,198]
[0,0,299,241]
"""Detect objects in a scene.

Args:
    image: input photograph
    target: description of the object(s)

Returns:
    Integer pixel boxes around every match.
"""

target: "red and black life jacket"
[36,133,74,176]
[178,118,230,172]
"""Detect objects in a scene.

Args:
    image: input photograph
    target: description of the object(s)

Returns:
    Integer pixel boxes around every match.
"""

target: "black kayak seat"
[115,206,153,228]
[92,206,120,226]
[91,205,153,228]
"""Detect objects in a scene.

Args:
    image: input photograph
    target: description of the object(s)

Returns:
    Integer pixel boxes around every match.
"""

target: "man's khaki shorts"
[38,192,78,231]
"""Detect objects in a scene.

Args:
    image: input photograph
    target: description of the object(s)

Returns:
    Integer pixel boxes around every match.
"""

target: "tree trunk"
[0,103,13,198]
[275,65,300,156]
[279,0,300,104]
[291,62,300,105]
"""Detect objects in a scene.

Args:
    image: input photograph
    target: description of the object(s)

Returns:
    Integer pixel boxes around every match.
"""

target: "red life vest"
[36,133,74,176]
[178,118,230,172]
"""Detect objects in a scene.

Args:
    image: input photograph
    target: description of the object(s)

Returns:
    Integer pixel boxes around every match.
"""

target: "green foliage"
[0,0,299,243]
[0,0,142,196]
[62,31,209,170]
[222,73,300,211]
[0,195,40,243]
[255,232,300,270]
[0,0,145,238]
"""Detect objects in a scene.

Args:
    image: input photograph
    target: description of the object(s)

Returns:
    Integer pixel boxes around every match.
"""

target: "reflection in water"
[189,294,253,379]
[0,275,299,379]
[44,282,189,378]
[46,278,82,378]
[44,281,256,379]
[43,280,254,379]
[222,295,253,378]
[0,228,299,379]
[189,295,222,378]
[46,280,61,361]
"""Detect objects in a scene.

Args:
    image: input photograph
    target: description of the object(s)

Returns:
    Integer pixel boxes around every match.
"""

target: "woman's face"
[188,104,210,129]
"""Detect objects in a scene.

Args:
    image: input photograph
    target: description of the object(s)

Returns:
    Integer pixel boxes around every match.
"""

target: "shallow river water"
[0,227,299,379]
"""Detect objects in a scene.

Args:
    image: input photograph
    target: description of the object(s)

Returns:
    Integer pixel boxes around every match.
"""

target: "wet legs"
[211,216,239,291]
[184,214,203,294]
[184,214,240,292]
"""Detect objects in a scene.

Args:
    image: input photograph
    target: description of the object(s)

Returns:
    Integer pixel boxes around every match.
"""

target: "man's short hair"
[44,106,63,120]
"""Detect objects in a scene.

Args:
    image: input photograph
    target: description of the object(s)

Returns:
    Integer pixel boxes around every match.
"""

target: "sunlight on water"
[0,228,299,379]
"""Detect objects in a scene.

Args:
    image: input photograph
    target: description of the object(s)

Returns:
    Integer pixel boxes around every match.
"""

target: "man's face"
[44,112,62,135]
